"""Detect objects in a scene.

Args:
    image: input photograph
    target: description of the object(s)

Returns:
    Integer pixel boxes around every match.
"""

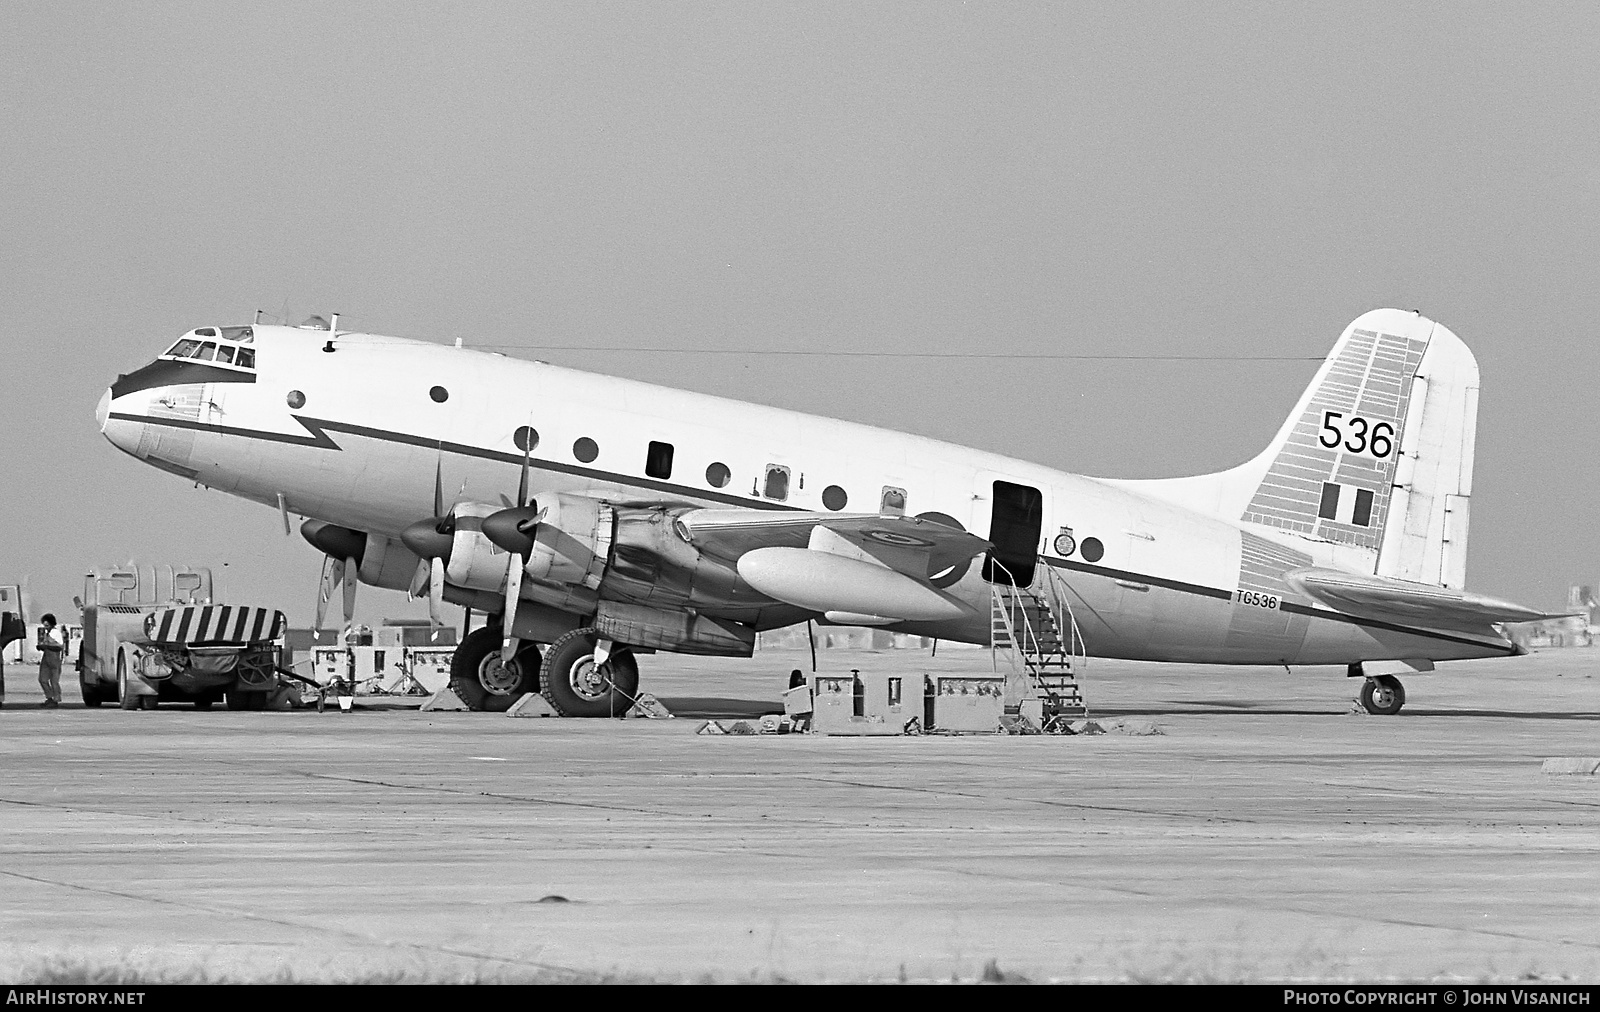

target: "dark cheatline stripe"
[250,608,267,641]
[212,606,231,640]
[175,607,195,641]
[1044,555,1232,601]
[195,605,214,640]
[1042,554,1514,655]
[157,610,175,641]
[231,607,250,640]
[271,612,285,639]
[107,412,802,512]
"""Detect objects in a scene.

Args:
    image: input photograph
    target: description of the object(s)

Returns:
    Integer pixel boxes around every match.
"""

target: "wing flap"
[1284,567,1559,631]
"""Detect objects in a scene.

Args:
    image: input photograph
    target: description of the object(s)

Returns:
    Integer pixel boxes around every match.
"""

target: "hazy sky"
[3,3,1597,625]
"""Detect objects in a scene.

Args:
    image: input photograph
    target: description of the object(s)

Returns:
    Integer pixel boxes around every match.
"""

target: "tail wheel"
[1360,675,1406,715]
[540,629,639,718]
[449,625,542,712]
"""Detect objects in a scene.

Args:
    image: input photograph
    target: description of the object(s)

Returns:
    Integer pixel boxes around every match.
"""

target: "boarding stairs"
[989,559,1087,724]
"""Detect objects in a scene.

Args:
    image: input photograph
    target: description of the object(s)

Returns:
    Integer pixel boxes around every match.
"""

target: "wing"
[1283,567,1561,632]
[681,509,991,622]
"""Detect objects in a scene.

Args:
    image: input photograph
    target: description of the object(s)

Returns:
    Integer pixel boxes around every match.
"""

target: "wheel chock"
[1541,757,1600,775]
[420,686,471,712]
[998,713,1040,735]
[506,693,560,718]
[696,720,728,735]
[625,693,674,719]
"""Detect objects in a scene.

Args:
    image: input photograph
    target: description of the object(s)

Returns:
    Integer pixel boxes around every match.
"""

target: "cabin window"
[763,464,790,501]
[573,437,599,463]
[235,348,256,369]
[214,345,235,365]
[645,441,674,480]
[195,342,218,361]
[221,326,253,343]
[165,339,201,358]
[880,486,907,516]
[195,327,217,337]
[822,485,848,511]
[514,426,539,452]
[706,462,731,488]
[286,390,306,409]
[429,386,449,403]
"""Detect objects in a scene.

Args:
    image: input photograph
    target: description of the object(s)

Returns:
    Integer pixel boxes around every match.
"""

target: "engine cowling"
[301,520,422,592]
[443,502,515,593]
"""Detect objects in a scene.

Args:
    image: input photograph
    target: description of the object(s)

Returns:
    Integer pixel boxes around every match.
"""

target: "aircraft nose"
[98,385,144,456]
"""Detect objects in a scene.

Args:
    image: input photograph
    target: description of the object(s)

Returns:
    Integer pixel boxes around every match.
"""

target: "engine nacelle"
[356,534,423,592]
[525,494,612,589]
[600,506,749,611]
[444,502,515,593]
[302,520,423,593]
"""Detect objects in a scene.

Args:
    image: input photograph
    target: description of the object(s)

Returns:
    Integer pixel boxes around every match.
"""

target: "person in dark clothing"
[37,613,65,708]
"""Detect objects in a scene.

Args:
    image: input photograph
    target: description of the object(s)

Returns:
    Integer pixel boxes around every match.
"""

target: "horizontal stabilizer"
[1283,567,1560,632]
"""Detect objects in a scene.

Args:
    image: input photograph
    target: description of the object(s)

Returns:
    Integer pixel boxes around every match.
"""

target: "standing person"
[37,613,65,708]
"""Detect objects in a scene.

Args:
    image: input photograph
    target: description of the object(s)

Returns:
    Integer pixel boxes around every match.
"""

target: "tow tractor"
[75,564,300,709]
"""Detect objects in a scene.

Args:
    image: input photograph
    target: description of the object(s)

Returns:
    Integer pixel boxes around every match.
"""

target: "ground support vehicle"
[114,604,292,710]
[75,564,293,709]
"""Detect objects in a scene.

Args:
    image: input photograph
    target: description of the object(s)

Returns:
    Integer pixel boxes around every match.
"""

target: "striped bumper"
[143,605,287,645]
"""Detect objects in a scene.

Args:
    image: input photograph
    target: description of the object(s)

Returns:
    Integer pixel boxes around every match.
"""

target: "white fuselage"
[98,324,1514,666]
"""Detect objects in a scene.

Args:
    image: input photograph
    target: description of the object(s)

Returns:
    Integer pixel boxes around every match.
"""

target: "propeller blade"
[501,553,524,662]
[407,557,430,599]
[341,556,359,624]
[432,452,444,517]
[316,556,342,630]
[428,556,445,626]
[516,425,532,507]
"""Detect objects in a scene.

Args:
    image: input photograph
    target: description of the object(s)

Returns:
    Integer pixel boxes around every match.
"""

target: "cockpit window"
[157,328,259,371]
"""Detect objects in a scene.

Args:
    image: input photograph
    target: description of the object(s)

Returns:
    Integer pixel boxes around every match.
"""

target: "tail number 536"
[1319,411,1395,459]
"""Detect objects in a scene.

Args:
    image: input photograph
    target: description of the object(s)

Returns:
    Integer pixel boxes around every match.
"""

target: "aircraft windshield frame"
[159,327,256,371]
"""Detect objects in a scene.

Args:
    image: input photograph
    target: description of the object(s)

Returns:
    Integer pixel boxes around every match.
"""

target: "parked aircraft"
[96,309,1552,715]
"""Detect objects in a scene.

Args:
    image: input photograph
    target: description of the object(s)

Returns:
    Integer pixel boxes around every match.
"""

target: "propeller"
[400,455,452,627]
[482,430,539,661]
[301,520,366,629]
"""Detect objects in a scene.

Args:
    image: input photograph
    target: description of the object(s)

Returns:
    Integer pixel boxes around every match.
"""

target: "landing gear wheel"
[450,625,542,712]
[540,629,639,718]
[1360,675,1406,715]
[193,698,215,711]
[80,677,104,708]
[116,651,145,710]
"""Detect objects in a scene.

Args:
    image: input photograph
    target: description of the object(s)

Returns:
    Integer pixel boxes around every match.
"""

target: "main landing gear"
[450,625,542,712]
[540,628,639,718]
[1350,663,1407,715]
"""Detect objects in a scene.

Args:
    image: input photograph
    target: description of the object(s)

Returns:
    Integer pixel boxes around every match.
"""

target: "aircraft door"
[981,479,1043,586]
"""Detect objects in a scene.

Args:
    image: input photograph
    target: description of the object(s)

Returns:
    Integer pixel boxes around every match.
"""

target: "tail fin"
[1110,309,1479,588]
